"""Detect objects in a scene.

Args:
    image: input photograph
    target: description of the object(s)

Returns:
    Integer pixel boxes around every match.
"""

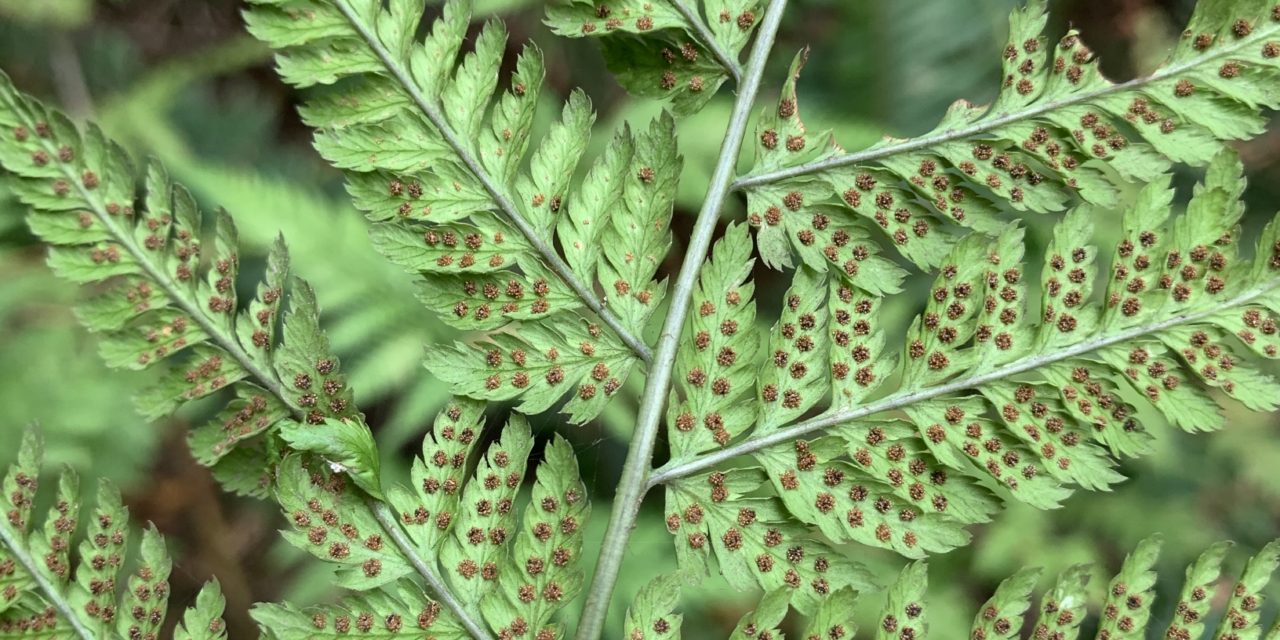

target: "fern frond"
[654,150,1280,570]
[0,66,589,637]
[0,70,370,497]
[246,0,680,424]
[261,397,592,640]
[0,429,227,639]
[741,0,1280,270]
[112,147,456,451]
[0,71,507,635]
[545,0,761,113]
[707,537,1279,639]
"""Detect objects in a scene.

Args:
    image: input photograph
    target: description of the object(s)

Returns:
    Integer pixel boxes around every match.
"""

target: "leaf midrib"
[649,275,1280,484]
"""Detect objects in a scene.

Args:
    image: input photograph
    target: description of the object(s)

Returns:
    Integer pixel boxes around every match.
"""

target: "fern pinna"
[2,0,1280,637]
[0,431,228,639]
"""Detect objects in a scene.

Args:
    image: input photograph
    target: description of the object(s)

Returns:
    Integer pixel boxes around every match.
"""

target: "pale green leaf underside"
[0,429,227,639]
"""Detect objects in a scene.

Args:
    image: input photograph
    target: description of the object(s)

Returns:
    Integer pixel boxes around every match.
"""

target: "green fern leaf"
[0,72,367,481]
[711,537,1280,638]
[246,0,661,424]
[802,585,858,640]
[205,440,278,500]
[1215,540,1280,638]
[113,527,173,640]
[279,418,383,499]
[1095,535,1162,640]
[753,433,972,558]
[1029,564,1090,639]
[654,148,1280,570]
[0,431,45,615]
[11,0,1280,637]
[828,277,896,408]
[274,455,413,590]
[71,483,132,637]
[728,587,788,639]
[1165,541,1233,640]
[0,68,504,636]
[970,567,1041,640]
[424,318,636,424]
[757,267,829,430]
[173,580,229,640]
[599,113,680,334]
[261,397,596,639]
[0,429,222,639]
[901,398,1072,510]
[838,422,1001,525]
[481,435,589,638]
[668,223,759,457]
[250,580,470,639]
[385,398,487,555]
[440,416,536,608]
[739,1,1280,271]
[558,126,634,283]
[876,561,927,640]
[663,468,876,614]
[545,0,760,115]
[623,573,685,640]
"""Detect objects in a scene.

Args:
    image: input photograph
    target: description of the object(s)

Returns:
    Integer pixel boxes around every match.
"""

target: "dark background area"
[1,0,1278,636]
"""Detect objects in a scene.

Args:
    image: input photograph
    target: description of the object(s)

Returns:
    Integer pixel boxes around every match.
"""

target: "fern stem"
[0,80,494,640]
[0,525,97,640]
[648,277,1280,485]
[670,0,743,83]
[331,0,653,365]
[368,500,493,640]
[573,2,788,638]
[730,19,1280,191]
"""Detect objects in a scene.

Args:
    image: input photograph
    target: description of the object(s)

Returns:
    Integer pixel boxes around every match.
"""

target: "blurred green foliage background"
[0,0,1278,637]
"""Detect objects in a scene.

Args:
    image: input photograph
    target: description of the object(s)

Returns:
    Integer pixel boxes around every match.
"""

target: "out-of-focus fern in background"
[0,0,1277,636]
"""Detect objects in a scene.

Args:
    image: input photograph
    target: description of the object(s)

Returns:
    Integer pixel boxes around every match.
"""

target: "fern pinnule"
[727,587,791,638]
[0,430,228,639]
[667,222,760,458]
[624,573,685,640]
[663,466,877,614]
[246,0,670,425]
[479,429,589,636]
[545,0,761,114]
[970,567,1040,640]
[1093,535,1161,639]
[172,579,229,640]
[250,581,470,639]
[151,158,454,449]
